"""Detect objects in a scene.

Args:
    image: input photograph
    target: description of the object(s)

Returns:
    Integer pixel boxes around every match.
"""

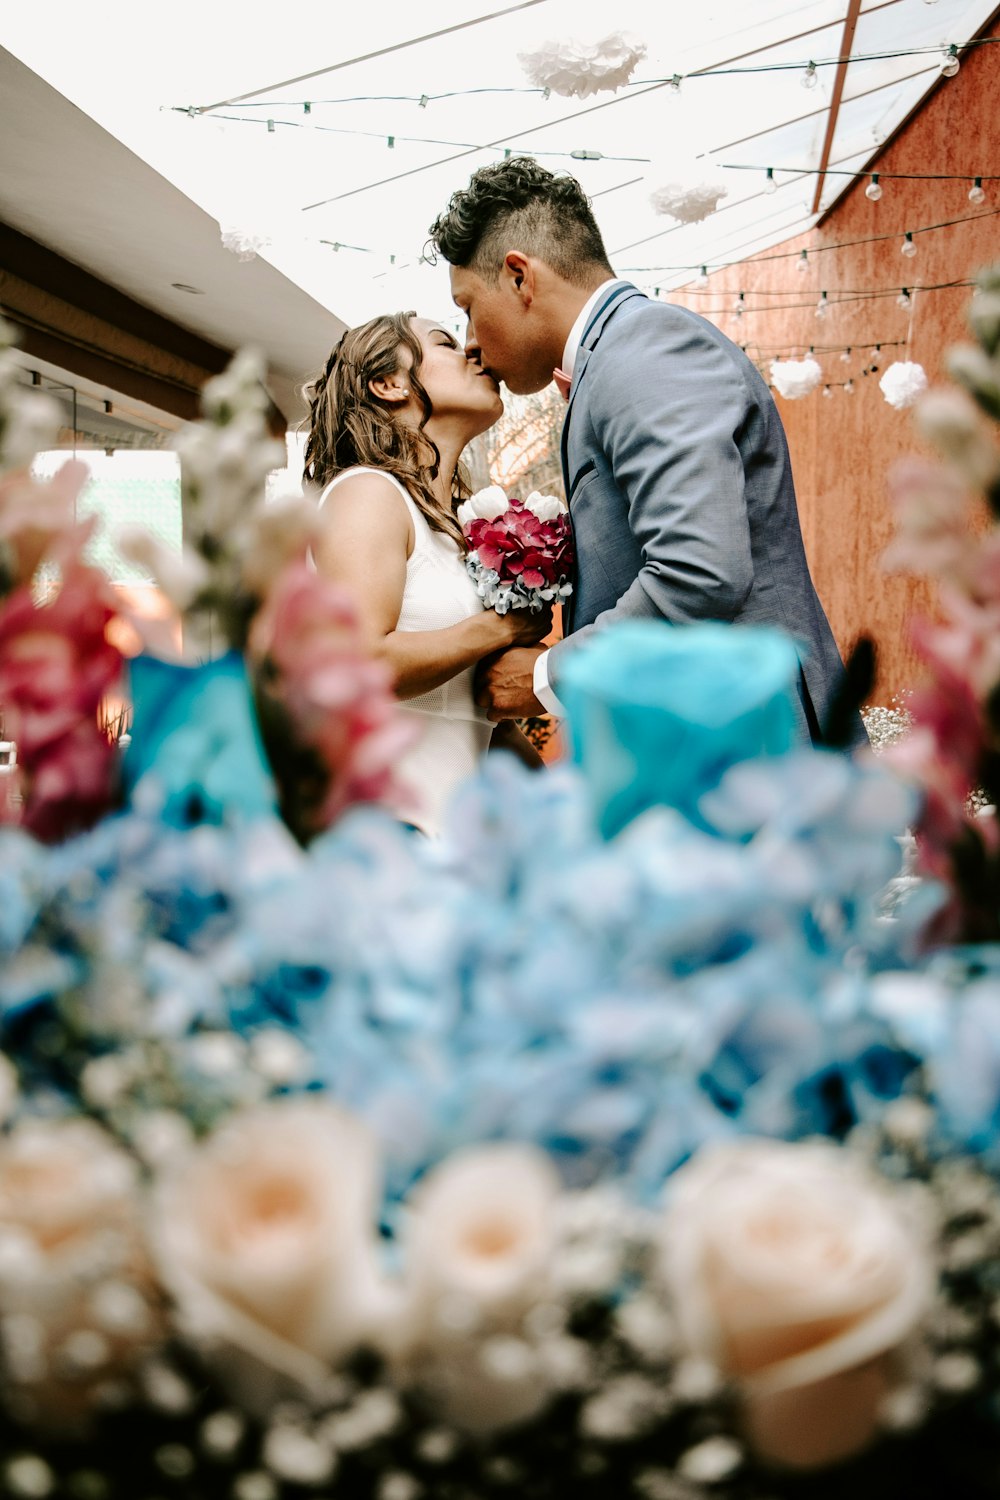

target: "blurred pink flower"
[249,562,415,833]
[0,560,123,841]
[0,460,93,589]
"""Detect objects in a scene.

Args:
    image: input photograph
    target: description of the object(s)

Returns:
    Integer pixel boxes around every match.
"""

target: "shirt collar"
[561,278,620,380]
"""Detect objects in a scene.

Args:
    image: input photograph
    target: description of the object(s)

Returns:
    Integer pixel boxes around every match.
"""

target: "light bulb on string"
[865,174,882,201]
[732,291,745,320]
[901,232,917,258]
[822,384,833,398]
[969,176,986,204]
[940,45,960,77]
[844,379,855,394]
[667,74,682,93]
[764,168,777,195]
[840,347,852,364]
[796,249,809,274]
[898,288,912,309]
[801,60,819,89]
[815,291,829,320]
[695,265,709,288]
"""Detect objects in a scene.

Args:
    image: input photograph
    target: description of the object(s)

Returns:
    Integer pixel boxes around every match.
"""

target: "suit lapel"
[560,282,646,475]
[559,282,646,642]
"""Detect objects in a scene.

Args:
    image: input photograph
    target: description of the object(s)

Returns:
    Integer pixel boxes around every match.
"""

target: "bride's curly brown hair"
[302,311,469,549]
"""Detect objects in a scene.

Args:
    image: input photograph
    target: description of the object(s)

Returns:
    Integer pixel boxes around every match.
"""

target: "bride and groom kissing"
[304,155,864,837]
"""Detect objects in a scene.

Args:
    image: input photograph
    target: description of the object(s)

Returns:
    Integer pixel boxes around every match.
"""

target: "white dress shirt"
[533,279,620,717]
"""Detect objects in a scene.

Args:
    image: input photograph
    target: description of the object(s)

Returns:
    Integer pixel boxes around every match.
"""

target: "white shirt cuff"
[533,648,565,717]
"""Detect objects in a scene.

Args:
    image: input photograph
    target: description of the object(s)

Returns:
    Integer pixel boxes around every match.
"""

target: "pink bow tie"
[553,367,572,401]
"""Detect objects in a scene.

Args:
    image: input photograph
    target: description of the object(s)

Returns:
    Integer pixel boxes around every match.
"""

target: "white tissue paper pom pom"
[220,224,272,262]
[880,361,929,410]
[770,358,823,400]
[648,162,729,223]
[518,32,647,99]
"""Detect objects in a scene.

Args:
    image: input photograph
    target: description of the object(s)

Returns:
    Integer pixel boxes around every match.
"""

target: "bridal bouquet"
[7,294,1000,1498]
[457,484,574,614]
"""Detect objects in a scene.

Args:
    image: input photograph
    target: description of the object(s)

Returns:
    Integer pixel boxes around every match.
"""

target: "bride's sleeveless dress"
[320,466,493,836]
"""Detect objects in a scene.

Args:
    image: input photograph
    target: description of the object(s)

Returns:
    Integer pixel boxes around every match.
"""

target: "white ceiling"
[1,0,996,349]
[0,46,346,420]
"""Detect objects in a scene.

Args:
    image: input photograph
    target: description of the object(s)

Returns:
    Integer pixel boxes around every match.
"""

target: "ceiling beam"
[810,0,864,216]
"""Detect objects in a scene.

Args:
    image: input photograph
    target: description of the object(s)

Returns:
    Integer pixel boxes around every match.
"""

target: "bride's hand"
[502,604,554,647]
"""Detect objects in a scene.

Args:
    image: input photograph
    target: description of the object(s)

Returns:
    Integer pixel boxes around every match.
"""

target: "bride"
[303,311,551,836]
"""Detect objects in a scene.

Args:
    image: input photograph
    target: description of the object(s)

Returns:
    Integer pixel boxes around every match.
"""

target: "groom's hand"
[475,646,545,721]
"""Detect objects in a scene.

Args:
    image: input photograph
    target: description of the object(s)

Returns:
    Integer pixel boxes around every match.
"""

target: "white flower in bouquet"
[522,490,566,523]
[456,485,510,528]
[394,1143,560,1433]
[151,1098,388,1412]
[660,1138,934,1470]
[0,1118,158,1432]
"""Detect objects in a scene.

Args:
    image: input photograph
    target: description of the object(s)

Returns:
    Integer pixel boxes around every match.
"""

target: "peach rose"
[151,1099,386,1410]
[660,1139,933,1469]
[394,1143,560,1434]
[0,1117,158,1431]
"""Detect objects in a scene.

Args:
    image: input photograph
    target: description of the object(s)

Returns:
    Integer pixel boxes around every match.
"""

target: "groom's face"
[450,264,553,396]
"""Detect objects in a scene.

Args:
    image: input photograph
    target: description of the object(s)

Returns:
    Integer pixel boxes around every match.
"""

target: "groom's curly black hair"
[428,156,613,285]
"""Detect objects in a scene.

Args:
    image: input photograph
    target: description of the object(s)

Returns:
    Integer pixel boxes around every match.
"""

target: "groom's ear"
[503,251,535,307]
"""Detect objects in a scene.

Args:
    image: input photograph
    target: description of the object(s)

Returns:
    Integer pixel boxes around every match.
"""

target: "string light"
[940,44,960,77]
[901,232,917,258]
[840,347,852,363]
[797,249,809,273]
[815,291,829,319]
[801,60,819,89]
[764,167,777,195]
[969,176,986,204]
[822,385,833,398]
[844,379,855,394]
[667,74,682,93]
[865,174,883,201]
[732,291,745,319]
[897,288,912,308]
[695,265,709,288]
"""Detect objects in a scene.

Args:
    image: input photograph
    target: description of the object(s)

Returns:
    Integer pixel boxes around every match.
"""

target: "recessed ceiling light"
[171,282,205,294]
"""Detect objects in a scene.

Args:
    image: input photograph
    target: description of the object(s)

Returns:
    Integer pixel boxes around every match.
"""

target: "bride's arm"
[313,473,546,700]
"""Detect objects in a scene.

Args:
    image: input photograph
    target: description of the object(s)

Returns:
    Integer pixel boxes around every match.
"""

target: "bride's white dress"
[320,466,493,836]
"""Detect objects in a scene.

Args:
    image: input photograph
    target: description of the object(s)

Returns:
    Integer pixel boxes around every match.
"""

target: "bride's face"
[408,317,503,435]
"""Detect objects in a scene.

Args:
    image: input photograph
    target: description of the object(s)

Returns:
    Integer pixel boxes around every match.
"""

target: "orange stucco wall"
[668,21,1000,704]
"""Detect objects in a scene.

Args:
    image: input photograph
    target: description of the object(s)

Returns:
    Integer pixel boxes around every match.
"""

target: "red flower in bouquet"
[0,558,124,841]
[457,487,574,614]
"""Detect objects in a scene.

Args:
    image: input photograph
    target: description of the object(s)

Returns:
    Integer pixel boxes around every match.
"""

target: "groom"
[429,157,866,747]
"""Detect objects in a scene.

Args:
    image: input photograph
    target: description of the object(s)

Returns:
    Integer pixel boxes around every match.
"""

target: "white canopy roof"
[2,0,995,334]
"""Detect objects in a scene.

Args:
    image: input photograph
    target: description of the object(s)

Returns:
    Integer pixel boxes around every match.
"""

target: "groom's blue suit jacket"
[547,282,863,746]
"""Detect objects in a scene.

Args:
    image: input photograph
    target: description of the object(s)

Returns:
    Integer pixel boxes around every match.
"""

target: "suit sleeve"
[548,309,755,691]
